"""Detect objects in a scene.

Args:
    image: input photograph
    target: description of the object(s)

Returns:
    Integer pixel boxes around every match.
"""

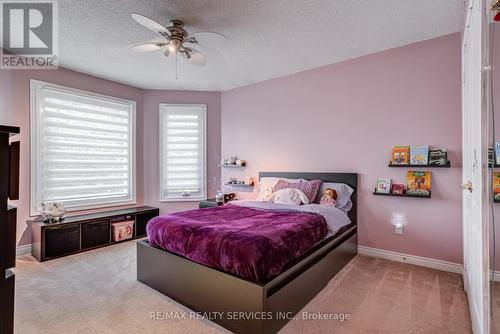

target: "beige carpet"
[14,241,471,334]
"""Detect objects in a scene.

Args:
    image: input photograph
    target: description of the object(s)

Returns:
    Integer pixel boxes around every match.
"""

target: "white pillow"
[256,177,304,201]
[268,189,309,205]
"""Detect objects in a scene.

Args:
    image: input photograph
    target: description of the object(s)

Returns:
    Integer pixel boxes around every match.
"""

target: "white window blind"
[160,104,207,201]
[30,80,136,214]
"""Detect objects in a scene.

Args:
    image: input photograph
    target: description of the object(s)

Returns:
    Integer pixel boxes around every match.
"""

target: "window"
[30,80,136,215]
[159,104,207,201]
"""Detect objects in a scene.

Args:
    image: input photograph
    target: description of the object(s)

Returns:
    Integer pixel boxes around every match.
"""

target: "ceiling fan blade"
[131,40,166,52]
[131,13,168,33]
[189,32,226,48]
[183,48,207,66]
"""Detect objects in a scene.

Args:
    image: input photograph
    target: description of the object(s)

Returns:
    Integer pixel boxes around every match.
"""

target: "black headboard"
[259,172,358,225]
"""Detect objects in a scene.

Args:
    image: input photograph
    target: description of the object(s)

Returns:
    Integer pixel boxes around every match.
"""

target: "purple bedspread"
[146,204,328,282]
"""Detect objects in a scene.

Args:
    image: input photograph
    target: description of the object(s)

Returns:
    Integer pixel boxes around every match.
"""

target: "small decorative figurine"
[216,190,224,204]
[224,192,237,203]
[41,202,67,223]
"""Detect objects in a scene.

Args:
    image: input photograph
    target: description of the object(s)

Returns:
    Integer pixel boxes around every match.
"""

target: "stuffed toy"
[320,188,337,206]
[41,202,66,223]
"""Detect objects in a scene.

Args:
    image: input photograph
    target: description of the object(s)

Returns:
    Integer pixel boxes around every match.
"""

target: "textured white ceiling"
[59,0,465,91]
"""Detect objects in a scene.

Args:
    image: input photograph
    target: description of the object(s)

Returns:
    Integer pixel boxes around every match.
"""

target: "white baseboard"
[16,244,32,257]
[358,245,463,274]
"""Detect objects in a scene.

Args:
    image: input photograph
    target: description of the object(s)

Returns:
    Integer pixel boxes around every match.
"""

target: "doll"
[320,188,337,206]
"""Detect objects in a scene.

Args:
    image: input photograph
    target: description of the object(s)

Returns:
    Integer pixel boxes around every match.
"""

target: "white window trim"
[159,103,207,202]
[29,79,137,216]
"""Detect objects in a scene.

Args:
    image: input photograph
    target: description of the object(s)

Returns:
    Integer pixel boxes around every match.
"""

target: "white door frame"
[462,0,491,333]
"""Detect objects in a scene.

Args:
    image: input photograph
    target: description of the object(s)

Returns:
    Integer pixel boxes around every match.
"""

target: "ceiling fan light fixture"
[167,39,182,54]
[131,15,222,69]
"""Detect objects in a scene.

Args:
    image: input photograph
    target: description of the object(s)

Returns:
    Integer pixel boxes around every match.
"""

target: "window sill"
[30,199,137,217]
[160,197,206,203]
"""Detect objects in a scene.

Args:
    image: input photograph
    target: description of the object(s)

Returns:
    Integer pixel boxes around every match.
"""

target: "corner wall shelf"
[373,190,431,199]
[388,161,450,168]
[225,183,253,188]
[219,164,246,168]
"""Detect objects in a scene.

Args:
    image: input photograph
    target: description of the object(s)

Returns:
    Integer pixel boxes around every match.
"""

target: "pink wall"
[0,68,221,246]
[0,33,462,263]
[221,33,463,264]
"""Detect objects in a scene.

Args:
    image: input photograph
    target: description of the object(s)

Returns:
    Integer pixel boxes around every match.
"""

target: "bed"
[137,172,357,334]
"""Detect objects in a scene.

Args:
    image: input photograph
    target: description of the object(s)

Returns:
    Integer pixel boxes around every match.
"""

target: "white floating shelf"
[219,164,247,168]
[225,183,253,188]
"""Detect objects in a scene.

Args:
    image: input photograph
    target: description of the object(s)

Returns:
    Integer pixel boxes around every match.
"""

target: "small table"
[199,198,223,208]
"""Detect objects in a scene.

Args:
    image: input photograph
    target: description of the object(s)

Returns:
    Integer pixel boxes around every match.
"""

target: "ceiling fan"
[130,13,226,67]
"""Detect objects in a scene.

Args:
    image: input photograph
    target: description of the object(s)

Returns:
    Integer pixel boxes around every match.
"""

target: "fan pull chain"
[175,53,178,80]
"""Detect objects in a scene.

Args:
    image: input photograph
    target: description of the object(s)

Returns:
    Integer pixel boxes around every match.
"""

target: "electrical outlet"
[395,224,403,235]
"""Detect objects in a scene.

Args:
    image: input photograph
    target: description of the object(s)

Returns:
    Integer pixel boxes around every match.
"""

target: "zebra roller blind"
[159,104,207,201]
[30,80,136,214]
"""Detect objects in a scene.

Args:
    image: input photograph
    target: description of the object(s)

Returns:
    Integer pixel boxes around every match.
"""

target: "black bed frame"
[137,172,358,334]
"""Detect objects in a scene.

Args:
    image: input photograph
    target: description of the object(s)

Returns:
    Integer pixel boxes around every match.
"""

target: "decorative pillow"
[315,182,354,212]
[273,179,322,204]
[268,189,309,205]
[338,200,353,212]
[256,177,304,201]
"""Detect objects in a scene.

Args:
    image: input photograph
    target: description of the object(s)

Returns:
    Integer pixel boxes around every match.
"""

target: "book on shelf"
[376,178,391,194]
[406,171,431,196]
[410,145,429,165]
[391,146,410,165]
[494,172,500,201]
[391,183,406,194]
[428,149,448,166]
[496,142,500,166]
